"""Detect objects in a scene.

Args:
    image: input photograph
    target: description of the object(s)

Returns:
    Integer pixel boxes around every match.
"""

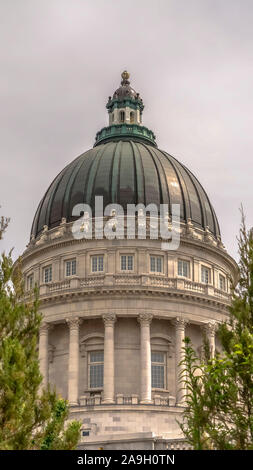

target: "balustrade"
[37,274,231,302]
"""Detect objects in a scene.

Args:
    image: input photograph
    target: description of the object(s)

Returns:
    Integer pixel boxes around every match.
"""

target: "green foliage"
[39,399,81,450]
[0,216,81,450]
[0,209,9,240]
[179,209,253,450]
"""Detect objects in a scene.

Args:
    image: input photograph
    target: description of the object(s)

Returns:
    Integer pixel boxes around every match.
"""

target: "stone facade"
[21,218,237,449]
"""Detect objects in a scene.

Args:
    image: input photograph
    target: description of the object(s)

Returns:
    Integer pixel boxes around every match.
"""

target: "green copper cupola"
[107,70,144,125]
[94,71,157,147]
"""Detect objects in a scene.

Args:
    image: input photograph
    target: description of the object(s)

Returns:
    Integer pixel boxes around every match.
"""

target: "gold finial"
[121,70,130,81]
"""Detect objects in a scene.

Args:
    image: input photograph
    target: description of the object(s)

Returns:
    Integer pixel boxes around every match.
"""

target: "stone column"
[138,313,153,404]
[203,321,216,359]
[102,314,117,404]
[39,322,50,390]
[173,317,188,405]
[67,317,81,406]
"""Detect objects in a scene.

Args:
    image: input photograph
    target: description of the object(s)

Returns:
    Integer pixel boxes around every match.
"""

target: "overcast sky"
[0,0,252,261]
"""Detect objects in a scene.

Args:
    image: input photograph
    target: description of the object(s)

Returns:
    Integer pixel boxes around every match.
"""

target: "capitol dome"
[31,72,220,240]
[22,72,237,450]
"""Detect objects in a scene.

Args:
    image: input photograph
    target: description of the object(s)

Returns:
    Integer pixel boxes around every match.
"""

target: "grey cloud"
[0,0,253,260]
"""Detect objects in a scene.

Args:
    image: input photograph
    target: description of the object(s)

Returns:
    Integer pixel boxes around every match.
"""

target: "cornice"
[36,284,230,313]
[19,229,237,275]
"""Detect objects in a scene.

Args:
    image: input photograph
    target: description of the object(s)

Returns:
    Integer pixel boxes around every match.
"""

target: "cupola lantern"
[94,71,156,147]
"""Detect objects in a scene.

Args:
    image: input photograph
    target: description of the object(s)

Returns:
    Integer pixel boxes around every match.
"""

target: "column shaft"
[103,314,116,404]
[203,322,216,359]
[39,322,50,389]
[138,313,153,404]
[67,318,80,406]
[173,317,188,405]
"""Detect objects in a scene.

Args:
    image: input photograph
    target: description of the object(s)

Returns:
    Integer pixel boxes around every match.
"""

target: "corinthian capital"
[202,321,216,337]
[40,322,52,335]
[103,313,117,326]
[66,317,81,330]
[137,313,153,326]
[172,316,189,331]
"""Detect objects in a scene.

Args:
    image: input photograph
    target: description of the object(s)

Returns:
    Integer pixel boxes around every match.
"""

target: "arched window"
[119,110,125,123]
[130,112,134,123]
[112,113,114,123]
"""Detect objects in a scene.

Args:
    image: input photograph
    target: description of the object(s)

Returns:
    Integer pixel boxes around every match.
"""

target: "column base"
[140,399,153,404]
[101,399,115,404]
[69,401,79,407]
[176,400,186,407]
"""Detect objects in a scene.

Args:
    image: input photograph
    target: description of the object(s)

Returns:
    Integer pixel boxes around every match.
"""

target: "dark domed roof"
[113,84,138,100]
[113,70,139,101]
[31,140,220,239]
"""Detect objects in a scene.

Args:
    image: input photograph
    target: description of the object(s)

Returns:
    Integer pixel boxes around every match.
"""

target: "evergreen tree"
[0,213,81,450]
[180,210,253,450]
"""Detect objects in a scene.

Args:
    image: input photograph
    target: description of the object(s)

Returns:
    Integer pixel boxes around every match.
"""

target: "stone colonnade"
[38,315,216,405]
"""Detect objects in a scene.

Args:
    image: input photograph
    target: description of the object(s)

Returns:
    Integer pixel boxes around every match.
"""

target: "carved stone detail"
[102,313,117,326]
[48,344,55,363]
[40,322,51,335]
[202,321,216,337]
[35,225,48,246]
[137,313,153,326]
[66,317,82,330]
[172,317,188,331]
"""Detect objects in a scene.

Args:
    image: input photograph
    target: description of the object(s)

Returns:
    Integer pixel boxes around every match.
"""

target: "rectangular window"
[151,351,165,389]
[89,351,104,389]
[119,110,125,123]
[150,256,163,273]
[178,259,190,278]
[201,266,210,284]
[121,255,133,271]
[66,259,76,277]
[91,256,104,273]
[27,273,34,290]
[219,274,226,291]
[44,265,52,283]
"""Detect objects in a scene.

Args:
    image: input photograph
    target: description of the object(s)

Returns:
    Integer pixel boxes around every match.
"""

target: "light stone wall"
[115,318,140,395]
[22,235,236,294]
[109,107,140,125]
[21,223,237,448]
[36,294,230,327]
[47,316,211,404]
[72,407,184,444]
[48,323,68,398]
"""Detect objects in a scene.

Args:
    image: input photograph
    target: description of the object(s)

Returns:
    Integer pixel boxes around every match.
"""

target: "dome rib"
[142,144,169,207]
[183,165,216,235]
[111,141,122,204]
[37,168,66,235]
[86,146,106,207]
[132,141,146,205]
[63,152,89,222]
[165,152,203,226]
[165,152,192,222]
[31,196,43,238]
[129,141,138,205]
[45,167,67,228]
[148,146,171,208]
[91,142,115,210]
[69,149,96,217]
[108,140,119,206]
[187,165,220,237]
[179,161,205,228]
[160,150,187,221]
